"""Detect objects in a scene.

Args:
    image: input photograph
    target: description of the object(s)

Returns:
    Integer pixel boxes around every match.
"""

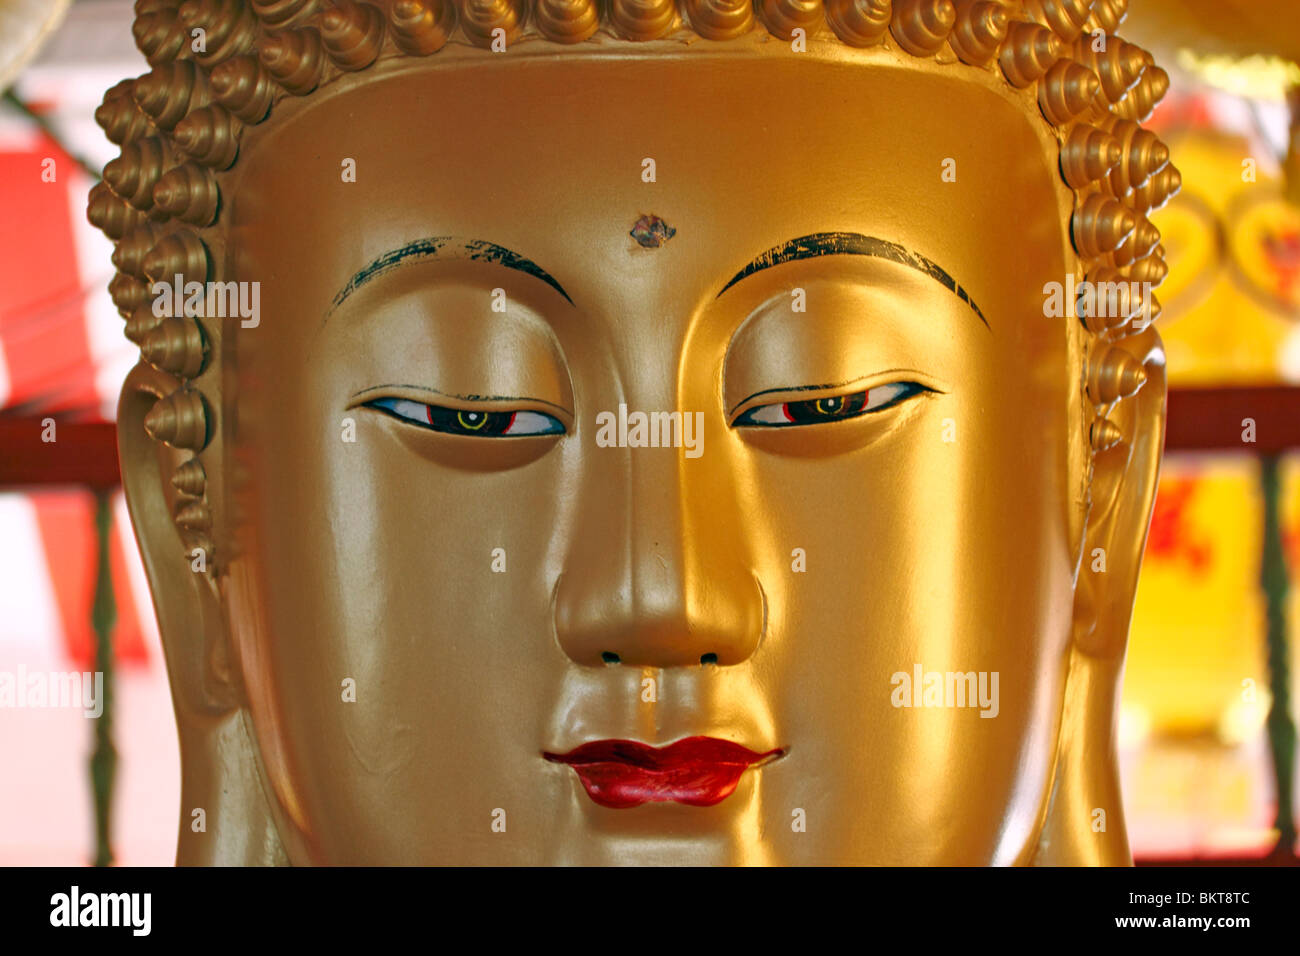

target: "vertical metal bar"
[90,490,117,867]
[1260,455,1296,859]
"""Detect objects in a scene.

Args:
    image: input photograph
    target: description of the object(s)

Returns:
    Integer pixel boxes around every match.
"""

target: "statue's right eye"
[366,397,566,437]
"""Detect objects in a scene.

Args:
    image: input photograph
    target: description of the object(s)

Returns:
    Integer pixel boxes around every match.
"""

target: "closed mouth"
[542,735,784,809]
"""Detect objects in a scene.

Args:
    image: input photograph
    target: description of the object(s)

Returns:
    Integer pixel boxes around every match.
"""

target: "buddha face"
[122,47,1160,865]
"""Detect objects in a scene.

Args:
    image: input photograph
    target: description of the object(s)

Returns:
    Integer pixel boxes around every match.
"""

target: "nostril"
[700,653,718,666]
[601,651,621,665]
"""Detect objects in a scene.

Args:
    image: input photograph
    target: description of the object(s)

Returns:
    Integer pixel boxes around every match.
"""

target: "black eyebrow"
[716,231,988,329]
[330,236,573,315]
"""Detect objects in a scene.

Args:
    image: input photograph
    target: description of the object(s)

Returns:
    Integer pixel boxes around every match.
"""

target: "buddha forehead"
[228,50,1070,324]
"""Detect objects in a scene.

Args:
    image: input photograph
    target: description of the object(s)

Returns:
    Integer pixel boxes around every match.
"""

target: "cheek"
[231,382,572,861]
[736,379,1072,860]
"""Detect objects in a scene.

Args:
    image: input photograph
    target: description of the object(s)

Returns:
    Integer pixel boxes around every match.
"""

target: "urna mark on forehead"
[90,0,1178,567]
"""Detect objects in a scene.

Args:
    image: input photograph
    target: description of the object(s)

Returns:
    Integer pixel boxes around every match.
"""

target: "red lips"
[543,736,783,809]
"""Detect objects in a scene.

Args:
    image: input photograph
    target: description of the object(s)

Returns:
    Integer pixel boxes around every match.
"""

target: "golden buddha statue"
[90,0,1178,865]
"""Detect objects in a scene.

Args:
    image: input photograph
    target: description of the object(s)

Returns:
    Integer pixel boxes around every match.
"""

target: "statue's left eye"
[733,381,926,427]
[366,397,566,437]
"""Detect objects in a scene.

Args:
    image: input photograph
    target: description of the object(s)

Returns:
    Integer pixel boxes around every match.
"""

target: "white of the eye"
[503,410,559,435]
[862,382,909,410]
[746,403,793,425]
[385,398,429,422]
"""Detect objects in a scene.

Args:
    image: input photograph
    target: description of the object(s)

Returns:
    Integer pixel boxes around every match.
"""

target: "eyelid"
[727,370,943,423]
[347,385,573,429]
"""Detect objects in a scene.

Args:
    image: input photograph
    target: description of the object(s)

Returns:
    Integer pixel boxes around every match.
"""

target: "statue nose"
[555,556,765,668]
[553,442,764,669]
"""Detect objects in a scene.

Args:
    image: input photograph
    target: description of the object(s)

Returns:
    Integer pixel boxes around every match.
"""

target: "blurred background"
[0,0,1298,865]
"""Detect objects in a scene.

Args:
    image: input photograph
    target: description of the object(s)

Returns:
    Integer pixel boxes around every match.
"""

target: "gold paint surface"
[110,31,1167,865]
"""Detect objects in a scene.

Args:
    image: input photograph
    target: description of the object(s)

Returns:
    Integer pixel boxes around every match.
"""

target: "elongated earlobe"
[118,362,287,865]
[1035,325,1165,865]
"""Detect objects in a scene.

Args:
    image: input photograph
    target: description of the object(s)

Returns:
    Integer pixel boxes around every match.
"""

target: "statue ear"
[1033,325,1166,866]
[1074,325,1167,659]
[118,362,235,712]
[118,363,287,865]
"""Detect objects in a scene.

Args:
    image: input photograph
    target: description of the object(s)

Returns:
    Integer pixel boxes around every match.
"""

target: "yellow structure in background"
[1122,457,1300,855]
[1128,458,1268,738]
[1155,128,1300,383]
[1121,112,1300,854]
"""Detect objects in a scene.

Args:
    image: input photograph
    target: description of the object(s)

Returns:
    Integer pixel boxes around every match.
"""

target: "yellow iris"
[814,397,844,416]
[457,410,489,431]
